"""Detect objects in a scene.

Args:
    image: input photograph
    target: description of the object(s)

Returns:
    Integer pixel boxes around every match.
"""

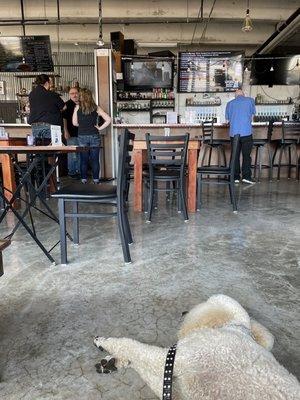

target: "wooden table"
[0,138,27,205]
[133,139,201,212]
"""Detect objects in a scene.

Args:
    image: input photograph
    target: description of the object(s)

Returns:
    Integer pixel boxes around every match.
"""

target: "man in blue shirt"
[225,89,256,184]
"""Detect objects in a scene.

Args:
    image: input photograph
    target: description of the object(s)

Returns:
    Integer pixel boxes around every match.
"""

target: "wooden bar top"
[114,122,284,128]
[0,145,88,154]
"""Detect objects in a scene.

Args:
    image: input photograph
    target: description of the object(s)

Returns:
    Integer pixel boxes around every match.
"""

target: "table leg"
[133,149,144,212]
[0,154,19,208]
[187,148,198,212]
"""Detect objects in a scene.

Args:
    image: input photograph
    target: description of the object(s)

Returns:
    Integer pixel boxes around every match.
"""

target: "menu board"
[0,36,53,72]
[178,51,243,93]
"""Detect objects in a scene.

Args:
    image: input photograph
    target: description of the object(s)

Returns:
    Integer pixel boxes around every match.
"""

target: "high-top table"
[0,137,27,206]
[0,145,87,264]
[133,138,201,212]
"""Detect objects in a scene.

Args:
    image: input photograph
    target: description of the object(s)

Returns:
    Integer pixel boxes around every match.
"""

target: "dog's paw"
[94,336,105,351]
[95,356,117,374]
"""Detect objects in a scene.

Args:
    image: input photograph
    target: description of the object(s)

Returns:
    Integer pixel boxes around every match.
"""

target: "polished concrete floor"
[0,180,299,399]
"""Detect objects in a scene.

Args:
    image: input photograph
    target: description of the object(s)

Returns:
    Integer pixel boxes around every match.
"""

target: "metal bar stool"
[251,120,274,181]
[272,121,300,180]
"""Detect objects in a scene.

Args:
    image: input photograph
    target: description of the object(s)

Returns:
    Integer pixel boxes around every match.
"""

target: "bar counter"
[114,122,288,179]
[113,122,283,141]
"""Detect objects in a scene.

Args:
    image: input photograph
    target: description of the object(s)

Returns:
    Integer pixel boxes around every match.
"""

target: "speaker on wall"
[124,39,137,55]
[110,31,124,53]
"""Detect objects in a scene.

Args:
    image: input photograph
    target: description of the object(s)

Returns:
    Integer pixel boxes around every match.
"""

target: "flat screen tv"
[0,36,53,72]
[178,51,243,93]
[250,55,300,85]
[122,58,174,91]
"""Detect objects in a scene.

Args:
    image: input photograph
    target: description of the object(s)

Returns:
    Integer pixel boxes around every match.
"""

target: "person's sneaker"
[242,178,255,185]
[81,179,87,184]
[234,179,240,183]
[93,179,100,184]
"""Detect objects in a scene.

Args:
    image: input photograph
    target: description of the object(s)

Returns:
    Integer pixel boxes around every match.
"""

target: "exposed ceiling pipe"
[200,0,217,41]
[191,0,204,44]
[56,0,61,72]
[254,7,300,54]
[96,0,104,46]
[0,17,281,27]
[57,0,60,23]
[20,0,26,35]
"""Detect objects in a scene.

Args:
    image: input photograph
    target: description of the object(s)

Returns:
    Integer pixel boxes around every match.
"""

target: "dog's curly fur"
[94,294,300,399]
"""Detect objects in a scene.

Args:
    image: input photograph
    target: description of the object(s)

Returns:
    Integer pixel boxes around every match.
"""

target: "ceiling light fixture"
[242,0,253,32]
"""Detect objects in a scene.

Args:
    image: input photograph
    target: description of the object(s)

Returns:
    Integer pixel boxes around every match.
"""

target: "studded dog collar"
[162,344,177,399]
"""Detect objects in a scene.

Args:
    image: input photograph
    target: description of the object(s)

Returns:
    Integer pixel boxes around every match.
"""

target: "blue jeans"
[67,136,80,175]
[31,124,52,196]
[32,124,51,143]
[78,135,101,181]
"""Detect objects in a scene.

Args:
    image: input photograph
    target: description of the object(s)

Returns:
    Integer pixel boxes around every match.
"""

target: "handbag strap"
[162,344,177,399]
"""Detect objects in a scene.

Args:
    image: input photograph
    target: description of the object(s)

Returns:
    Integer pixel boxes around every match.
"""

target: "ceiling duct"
[255,8,300,54]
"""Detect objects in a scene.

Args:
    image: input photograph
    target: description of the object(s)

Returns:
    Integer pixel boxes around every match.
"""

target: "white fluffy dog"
[94,294,300,399]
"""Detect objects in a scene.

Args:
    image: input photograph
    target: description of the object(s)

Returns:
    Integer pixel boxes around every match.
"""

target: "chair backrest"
[117,129,135,200]
[146,133,189,179]
[266,119,274,142]
[281,121,300,143]
[229,135,240,177]
[202,120,214,144]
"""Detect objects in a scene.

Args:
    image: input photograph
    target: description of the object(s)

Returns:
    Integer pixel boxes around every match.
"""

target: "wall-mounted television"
[250,55,300,86]
[122,57,174,91]
[0,36,53,72]
[178,51,243,93]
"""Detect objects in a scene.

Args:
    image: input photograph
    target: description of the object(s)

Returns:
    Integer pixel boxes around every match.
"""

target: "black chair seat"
[253,139,268,146]
[52,183,117,200]
[143,169,180,179]
[203,139,230,146]
[272,139,298,145]
[198,166,230,174]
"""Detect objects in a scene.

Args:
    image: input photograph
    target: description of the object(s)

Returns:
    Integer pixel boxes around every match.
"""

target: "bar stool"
[201,121,229,167]
[272,121,300,180]
[251,120,274,181]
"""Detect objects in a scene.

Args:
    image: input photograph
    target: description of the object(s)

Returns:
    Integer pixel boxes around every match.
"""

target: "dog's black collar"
[162,343,177,399]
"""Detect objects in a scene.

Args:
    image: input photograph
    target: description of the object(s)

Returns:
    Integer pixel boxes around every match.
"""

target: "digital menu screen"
[0,36,54,72]
[178,51,243,93]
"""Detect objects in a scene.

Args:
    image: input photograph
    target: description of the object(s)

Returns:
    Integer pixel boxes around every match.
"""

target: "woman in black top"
[28,74,65,143]
[72,89,111,183]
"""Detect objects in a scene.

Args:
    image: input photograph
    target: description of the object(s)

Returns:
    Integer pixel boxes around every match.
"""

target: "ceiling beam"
[0,17,283,26]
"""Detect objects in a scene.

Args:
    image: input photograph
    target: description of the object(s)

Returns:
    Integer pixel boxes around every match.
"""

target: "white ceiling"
[0,0,299,53]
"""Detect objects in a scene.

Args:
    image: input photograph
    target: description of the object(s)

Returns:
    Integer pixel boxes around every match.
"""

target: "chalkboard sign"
[0,36,54,72]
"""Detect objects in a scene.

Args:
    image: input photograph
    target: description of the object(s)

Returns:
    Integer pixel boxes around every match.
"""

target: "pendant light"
[242,0,253,32]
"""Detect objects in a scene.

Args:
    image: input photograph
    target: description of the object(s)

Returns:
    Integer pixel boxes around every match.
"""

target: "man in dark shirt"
[28,74,65,142]
[63,87,80,177]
